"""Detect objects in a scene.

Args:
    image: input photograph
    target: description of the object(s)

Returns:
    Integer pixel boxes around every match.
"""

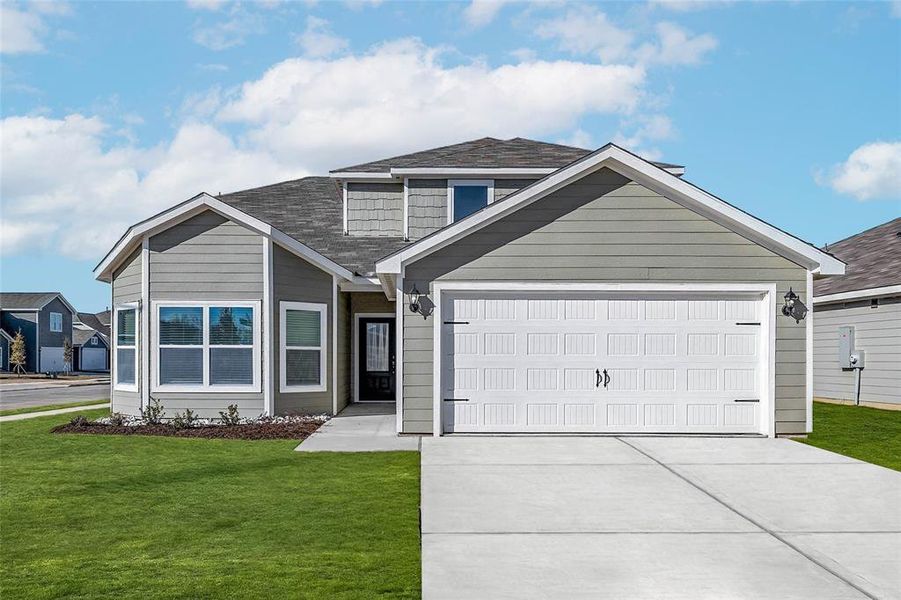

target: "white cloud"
[2,38,657,260]
[196,62,229,71]
[817,141,901,201]
[612,114,675,160]
[650,0,732,12]
[892,0,901,18]
[1,5,47,54]
[535,7,716,67]
[192,6,266,50]
[557,129,594,149]
[636,22,717,65]
[217,38,645,171]
[0,115,295,259]
[463,0,511,28]
[535,6,634,63]
[186,0,229,11]
[296,16,348,58]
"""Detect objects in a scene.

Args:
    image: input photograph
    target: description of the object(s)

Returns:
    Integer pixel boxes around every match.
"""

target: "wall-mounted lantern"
[409,285,423,315]
[781,287,808,323]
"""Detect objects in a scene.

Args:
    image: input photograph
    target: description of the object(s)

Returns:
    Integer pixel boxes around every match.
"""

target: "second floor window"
[449,180,493,223]
[49,312,63,332]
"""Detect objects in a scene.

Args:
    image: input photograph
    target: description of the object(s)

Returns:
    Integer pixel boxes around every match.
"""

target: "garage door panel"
[443,294,765,434]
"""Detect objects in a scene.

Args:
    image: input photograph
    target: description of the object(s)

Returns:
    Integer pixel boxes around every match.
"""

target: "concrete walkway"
[295,403,420,452]
[422,436,901,600]
[0,403,109,422]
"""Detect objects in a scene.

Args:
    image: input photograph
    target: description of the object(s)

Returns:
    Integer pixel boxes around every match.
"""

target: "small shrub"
[142,398,165,425]
[108,412,126,426]
[171,409,198,429]
[218,404,241,426]
[68,415,89,427]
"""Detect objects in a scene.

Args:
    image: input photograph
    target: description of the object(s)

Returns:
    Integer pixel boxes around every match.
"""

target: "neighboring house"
[0,329,11,371]
[0,292,76,372]
[76,311,111,338]
[812,218,901,408]
[94,138,844,436]
[72,325,110,372]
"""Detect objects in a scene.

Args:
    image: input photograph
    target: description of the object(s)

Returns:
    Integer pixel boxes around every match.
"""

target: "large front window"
[49,312,63,332]
[280,301,327,392]
[155,302,259,391]
[449,179,493,222]
[115,306,137,390]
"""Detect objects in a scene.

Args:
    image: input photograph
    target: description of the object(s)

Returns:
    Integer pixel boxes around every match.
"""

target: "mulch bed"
[52,419,325,440]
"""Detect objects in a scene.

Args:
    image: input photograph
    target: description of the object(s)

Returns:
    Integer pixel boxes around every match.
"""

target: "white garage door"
[441,294,766,434]
[40,347,66,372]
[81,347,107,371]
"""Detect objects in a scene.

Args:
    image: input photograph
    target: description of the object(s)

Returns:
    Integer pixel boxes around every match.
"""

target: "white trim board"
[376,144,844,276]
[430,282,777,438]
[279,300,328,394]
[94,193,355,283]
[813,284,901,305]
[447,179,494,225]
[352,312,396,404]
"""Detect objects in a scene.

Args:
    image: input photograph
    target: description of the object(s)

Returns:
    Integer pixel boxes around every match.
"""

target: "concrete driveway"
[421,436,900,600]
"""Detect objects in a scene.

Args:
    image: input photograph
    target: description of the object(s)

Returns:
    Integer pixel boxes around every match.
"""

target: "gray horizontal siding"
[813,296,901,405]
[403,167,808,435]
[273,245,334,415]
[346,182,403,237]
[494,179,536,202]
[149,393,264,419]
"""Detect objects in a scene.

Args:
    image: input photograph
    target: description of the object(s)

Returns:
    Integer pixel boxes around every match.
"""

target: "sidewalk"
[0,378,109,391]
[296,403,421,452]
[0,403,109,423]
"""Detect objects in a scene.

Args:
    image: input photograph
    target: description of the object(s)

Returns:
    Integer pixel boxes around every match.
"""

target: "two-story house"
[0,292,76,372]
[94,138,843,436]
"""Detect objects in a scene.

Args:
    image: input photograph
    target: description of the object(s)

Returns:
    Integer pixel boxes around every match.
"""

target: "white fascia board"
[376,145,845,276]
[37,294,79,316]
[813,284,901,305]
[329,172,395,180]
[338,277,382,292]
[391,167,556,177]
[377,272,397,300]
[95,193,355,283]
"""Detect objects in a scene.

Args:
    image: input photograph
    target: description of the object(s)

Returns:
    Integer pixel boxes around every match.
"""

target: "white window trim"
[152,301,261,393]
[447,179,494,225]
[113,303,139,393]
[49,312,63,333]
[280,301,328,393]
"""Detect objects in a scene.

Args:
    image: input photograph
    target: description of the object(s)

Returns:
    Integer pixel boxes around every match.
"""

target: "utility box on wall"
[838,326,855,369]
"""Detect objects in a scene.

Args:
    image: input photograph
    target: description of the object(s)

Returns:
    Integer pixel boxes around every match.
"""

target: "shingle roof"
[0,292,62,310]
[218,177,410,277]
[72,327,103,347]
[814,217,901,296]
[76,312,111,337]
[332,137,681,173]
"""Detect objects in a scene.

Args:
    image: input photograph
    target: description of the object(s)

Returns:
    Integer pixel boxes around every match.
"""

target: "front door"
[358,317,396,401]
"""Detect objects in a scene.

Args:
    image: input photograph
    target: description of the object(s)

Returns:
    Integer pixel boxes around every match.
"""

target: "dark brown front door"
[358,317,396,401]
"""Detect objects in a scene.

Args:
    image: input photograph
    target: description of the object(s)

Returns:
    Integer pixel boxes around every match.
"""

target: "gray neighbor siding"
[346,182,403,237]
[0,334,9,371]
[111,248,142,414]
[403,168,808,435]
[39,298,73,350]
[147,211,264,418]
[813,297,901,405]
[407,179,536,240]
[0,311,37,372]
[273,244,334,415]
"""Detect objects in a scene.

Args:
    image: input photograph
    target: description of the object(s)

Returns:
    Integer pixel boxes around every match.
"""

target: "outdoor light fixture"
[781,287,808,323]
[409,285,422,315]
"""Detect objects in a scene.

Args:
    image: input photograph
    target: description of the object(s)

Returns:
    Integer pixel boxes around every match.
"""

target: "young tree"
[63,336,73,374]
[10,329,26,376]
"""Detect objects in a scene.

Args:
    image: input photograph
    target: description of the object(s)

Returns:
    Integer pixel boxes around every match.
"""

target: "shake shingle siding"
[408,179,446,240]
[403,168,808,435]
[346,182,403,237]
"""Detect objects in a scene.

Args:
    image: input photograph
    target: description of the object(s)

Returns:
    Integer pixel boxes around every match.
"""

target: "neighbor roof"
[72,326,104,347]
[0,292,73,312]
[76,312,111,337]
[332,137,682,174]
[218,177,409,277]
[814,217,901,297]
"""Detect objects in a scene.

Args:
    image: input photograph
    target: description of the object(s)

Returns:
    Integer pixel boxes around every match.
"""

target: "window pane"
[285,349,320,386]
[366,322,390,372]
[159,307,202,345]
[453,185,488,221]
[116,348,135,384]
[210,307,253,345]
[117,309,136,346]
[159,348,203,384]
[210,348,253,385]
[285,309,320,347]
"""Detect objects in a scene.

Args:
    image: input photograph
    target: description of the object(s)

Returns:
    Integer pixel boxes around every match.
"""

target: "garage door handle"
[733,398,760,403]
[595,369,601,388]
[603,369,610,389]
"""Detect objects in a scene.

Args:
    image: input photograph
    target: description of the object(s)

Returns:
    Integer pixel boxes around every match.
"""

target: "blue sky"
[1,0,899,311]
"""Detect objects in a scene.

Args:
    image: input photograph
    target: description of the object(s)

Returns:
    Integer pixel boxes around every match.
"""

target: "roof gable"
[376,144,844,276]
[0,292,77,314]
[814,217,901,297]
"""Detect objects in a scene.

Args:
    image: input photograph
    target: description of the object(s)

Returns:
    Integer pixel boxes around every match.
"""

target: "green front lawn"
[0,399,108,417]
[799,401,901,471]
[0,410,421,599]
